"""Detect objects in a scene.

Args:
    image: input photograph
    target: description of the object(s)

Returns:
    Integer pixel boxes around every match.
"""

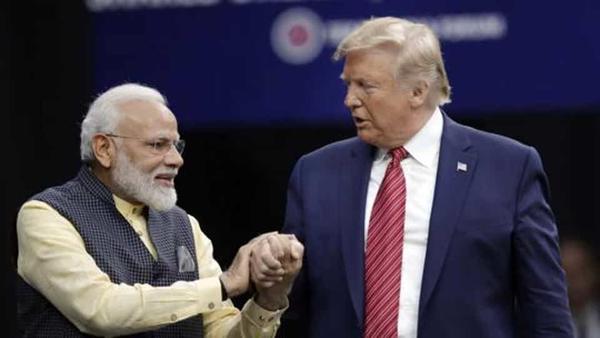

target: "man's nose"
[344,90,362,109]
[164,146,184,168]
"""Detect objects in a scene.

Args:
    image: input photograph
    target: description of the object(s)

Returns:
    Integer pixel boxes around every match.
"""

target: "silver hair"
[334,17,451,107]
[80,83,167,163]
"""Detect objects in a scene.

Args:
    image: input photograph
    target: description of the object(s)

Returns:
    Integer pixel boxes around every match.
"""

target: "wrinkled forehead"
[116,99,179,137]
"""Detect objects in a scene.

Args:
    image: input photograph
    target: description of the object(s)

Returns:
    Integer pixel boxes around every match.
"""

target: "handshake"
[219,232,304,311]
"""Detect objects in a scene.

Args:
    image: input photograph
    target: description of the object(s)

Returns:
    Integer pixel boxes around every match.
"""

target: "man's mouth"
[354,116,368,126]
[155,173,177,187]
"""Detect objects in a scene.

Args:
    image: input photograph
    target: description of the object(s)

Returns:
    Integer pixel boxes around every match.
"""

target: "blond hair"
[334,17,451,107]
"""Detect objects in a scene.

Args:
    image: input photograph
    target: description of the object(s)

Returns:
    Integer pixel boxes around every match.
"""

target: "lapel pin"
[457,161,468,172]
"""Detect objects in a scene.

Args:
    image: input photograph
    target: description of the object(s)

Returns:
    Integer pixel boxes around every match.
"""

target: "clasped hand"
[220,232,304,310]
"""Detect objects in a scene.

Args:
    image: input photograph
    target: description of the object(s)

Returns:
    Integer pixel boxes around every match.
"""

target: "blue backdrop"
[88,0,600,128]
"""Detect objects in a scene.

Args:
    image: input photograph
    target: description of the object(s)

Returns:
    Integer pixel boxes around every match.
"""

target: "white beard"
[111,151,178,211]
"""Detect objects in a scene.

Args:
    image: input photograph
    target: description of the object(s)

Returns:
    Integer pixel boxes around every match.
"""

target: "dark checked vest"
[17,167,204,337]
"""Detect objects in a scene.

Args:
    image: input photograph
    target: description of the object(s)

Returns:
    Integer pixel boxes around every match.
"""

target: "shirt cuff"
[241,297,288,328]
[194,276,223,313]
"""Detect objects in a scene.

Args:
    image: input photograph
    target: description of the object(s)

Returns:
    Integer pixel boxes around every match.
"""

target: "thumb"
[289,240,304,261]
[250,231,278,245]
[230,243,253,276]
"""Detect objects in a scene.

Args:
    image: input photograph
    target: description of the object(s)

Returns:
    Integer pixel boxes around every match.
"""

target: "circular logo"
[271,7,325,65]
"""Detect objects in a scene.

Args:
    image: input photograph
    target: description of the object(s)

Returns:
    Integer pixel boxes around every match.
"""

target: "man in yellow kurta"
[16,83,303,337]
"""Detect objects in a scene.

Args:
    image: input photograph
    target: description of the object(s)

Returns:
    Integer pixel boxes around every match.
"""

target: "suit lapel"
[419,115,477,316]
[339,139,374,328]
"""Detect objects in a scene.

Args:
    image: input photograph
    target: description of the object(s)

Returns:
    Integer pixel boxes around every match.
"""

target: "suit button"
[208,302,215,310]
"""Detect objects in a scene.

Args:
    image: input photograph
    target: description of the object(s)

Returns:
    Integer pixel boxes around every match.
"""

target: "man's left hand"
[250,234,304,310]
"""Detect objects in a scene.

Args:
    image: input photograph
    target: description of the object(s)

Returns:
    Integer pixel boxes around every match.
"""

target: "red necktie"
[364,147,408,338]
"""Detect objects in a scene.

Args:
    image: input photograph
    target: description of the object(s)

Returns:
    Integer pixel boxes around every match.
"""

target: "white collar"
[375,107,444,169]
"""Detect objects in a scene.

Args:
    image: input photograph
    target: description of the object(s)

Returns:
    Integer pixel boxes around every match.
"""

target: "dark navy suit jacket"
[280,115,574,338]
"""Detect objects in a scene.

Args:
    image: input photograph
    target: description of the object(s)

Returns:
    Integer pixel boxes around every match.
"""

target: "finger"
[289,240,305,261]
[247,231,278,247]
[255,280,276,288]
[251,241,284,275]
[253,261,285,278]
[249,236,281,269]
[249,248,263,277]
[258,240,283,270]
[231,242,252,270]
[251,257,283,283]
[290,256,303,273]
[267,235,285,260]
[243,232,279,255]
[255,273,284,283]
[250,258,264,283]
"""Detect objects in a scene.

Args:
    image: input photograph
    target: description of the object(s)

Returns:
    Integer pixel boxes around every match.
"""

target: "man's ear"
[410,80,430,108]
[92,134,114,168]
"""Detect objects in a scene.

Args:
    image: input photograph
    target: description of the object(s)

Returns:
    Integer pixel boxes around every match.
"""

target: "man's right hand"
[250,234,304,310]
[219,232,277,298]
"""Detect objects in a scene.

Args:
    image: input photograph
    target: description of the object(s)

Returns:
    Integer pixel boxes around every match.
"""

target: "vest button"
[208,302,215,310]
[170,314,177,322]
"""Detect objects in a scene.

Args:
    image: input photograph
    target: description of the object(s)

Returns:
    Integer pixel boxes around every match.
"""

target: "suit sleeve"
[278,157,310,338]
[513,147,574,337]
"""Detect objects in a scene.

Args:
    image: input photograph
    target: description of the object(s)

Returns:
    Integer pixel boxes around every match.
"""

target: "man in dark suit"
[280,17,574,338]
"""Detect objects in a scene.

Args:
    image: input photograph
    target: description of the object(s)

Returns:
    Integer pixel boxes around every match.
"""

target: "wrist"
[219,275,229,300]
[254,291,288,311]
[219,272,243,298]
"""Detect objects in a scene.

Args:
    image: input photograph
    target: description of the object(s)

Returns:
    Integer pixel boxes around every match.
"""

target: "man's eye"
[361,81,375,89]
[149,140,170,151]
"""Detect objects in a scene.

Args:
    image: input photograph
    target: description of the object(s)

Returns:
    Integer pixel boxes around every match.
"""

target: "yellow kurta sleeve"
[17,200,284,337]
[188,215,285,338]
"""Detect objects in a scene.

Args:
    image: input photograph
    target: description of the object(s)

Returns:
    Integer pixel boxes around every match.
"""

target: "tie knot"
[389,147,408,166]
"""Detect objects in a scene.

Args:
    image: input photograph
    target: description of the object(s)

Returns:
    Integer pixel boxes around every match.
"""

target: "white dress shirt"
[364,108,443,338]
